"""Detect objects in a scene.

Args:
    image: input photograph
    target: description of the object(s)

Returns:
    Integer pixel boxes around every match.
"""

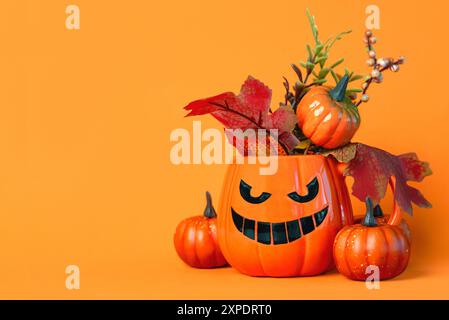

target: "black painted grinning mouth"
[231,206,329,245]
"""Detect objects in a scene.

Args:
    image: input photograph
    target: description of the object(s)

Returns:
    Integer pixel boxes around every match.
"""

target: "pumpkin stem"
[362,197,378,227]
[203,191,217,218]
[373,204,384,217]
[329,74,349,102]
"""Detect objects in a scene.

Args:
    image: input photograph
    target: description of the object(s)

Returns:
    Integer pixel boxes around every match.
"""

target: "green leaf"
[344,68,351,76]
[346,88,363,93]
[330,58,344,69]
[318,68,330,79]
[325,29,352,52]
[330,69,339,84]
[306,44,313,60]
[305,61,315,70]
[295,139,311,150]
[315,55,327,64]
[313,78,327,84]
[294,82,305,91]
[349,74,364,82]
[315,43,324,55]
[306,9,320,44]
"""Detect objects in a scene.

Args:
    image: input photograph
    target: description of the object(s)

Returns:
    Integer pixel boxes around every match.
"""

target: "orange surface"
[0,0,448,299]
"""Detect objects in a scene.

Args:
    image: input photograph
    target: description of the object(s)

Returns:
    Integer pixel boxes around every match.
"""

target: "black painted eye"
[239,180,271,204]
[288,177,319,203]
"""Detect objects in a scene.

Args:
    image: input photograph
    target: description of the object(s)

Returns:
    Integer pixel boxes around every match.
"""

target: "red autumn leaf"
[224,129,287,156]
[398,153,432,182]
[271,105,298,133]
[184,76,298,154]
[343,143,432,215]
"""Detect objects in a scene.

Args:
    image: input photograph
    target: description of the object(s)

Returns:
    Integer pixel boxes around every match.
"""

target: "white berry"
[366,59,375,66]
[377,58,390,68]
[371,70,381,78]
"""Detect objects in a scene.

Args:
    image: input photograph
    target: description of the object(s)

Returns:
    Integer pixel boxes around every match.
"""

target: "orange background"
[0,0,448,299]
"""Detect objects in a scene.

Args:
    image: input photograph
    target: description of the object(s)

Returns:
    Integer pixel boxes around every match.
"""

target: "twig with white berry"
[355,30,406,107]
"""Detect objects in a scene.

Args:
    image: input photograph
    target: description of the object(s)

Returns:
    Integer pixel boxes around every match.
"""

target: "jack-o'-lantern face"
[218,155,353,277]
[231,177,329,245]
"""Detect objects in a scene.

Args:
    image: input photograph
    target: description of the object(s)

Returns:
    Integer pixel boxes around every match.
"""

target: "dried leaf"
[291,64,303,82]
[398,153,433,182]
[343,144,432,215]
[322,143,357,163]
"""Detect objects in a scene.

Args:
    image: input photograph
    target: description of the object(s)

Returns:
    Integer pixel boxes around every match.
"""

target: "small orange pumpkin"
[296,75,360,149]
[333,198,410,281]
[174,192,227,268]
[353,204,411,243]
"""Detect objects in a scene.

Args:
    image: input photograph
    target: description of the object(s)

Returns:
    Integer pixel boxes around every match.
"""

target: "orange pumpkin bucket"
[217,155,353,277]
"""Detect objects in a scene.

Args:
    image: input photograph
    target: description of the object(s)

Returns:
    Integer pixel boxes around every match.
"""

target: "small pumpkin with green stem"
[353,203,411,243]
[296,74,361,149]
[333,198,410,280]
[291,17,404,151]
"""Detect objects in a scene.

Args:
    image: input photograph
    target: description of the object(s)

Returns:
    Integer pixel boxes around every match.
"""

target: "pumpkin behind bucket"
[217,155,353,277]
